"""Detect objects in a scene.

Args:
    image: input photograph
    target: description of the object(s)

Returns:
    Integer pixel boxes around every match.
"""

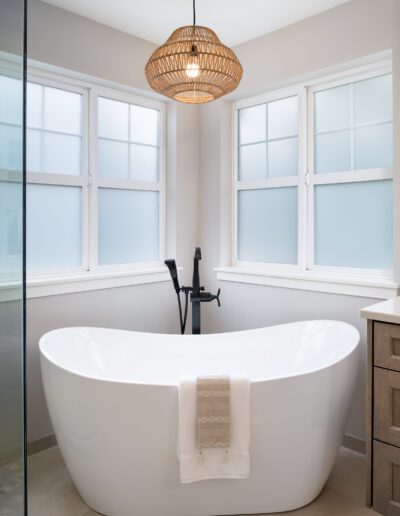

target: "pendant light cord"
[193,0,196,26]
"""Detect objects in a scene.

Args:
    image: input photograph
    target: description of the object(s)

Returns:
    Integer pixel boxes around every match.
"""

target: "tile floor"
[2,445,380,515]
[0,459,24,515]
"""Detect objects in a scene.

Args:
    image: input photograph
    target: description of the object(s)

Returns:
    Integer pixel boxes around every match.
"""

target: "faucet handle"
[215,288,221,307]
[199,288,221,306]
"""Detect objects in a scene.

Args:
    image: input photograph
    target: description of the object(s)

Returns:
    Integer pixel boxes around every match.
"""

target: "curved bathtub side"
[40,335,360,516]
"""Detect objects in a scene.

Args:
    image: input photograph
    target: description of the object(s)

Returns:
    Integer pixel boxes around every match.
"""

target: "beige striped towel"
[178,376,250,483]
[196,377,230,450]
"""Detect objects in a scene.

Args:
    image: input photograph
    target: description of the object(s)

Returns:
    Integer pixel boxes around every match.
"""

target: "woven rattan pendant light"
[145,0,243,104]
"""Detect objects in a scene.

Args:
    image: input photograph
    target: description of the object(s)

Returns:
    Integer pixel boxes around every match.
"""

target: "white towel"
[178,376,250,483]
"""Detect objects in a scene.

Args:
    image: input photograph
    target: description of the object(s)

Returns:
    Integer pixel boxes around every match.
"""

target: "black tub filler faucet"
[165,247,221,335]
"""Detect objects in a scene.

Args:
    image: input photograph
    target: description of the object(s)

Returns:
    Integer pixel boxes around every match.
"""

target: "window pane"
[0,124,22,170]
[268,137,298,177]
[98,139,129,179]
[355,74,392,126]
[0,76,23,125]
[43,132,81,175]
[27,82,42,128]
[98,189,159,264]
[130,105,158,145]
[238,187,297,264]
[0,181,22,269]
[26,129,41,172]
[98,97,129,141]
[27,185,82,270]
[314,130,351,173]
[239,104,266,144]
[314,84,351,132]
[130,144,158,181]
[44,87,82,135]
[268,96,298,140]
[239,143,267,181]
[354,123,393,170]
[314,180,392,269]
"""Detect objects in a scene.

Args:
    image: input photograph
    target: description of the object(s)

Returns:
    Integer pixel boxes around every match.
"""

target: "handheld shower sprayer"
[164,259,180,294]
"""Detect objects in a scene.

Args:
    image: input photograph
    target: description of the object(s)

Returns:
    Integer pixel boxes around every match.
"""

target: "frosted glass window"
[268,96,298,139]
[314,84,351,132]
[26,129,41,172]
[238,188,297,264]
[314,180,392,269]
[355,74,392,125]
[239,105,266,144]
[43,133,81,175]
[314,74,393,174]
[239,143,267,181]
[27,185,82,270]
[268,137,298,177]
[130,144,158,182]
[44,87,82,135]
[27,82,42,128]
[354,124,393,170]
[130,105,158,145]
[0,182,22,265]
[98,139,129,179]
[98,189,159,265]
[26,83,83,175]
[98,97,129,140]
[0,124,22,170]
[0,76,23,125]
[314,130,351,173]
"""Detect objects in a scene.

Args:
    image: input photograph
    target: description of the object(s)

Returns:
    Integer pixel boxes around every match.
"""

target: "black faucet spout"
[192,247,201,296]
[192,247,202,334]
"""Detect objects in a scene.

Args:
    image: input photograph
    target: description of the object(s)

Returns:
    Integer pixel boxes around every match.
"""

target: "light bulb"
[186,62,200,78]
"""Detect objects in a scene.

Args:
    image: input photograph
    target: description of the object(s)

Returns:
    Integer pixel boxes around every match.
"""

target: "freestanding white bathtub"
[39,320,359,516]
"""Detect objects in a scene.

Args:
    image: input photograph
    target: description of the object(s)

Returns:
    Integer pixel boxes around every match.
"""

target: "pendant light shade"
[145,20,243,104]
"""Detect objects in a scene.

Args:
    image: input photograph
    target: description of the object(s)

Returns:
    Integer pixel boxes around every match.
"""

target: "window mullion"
[350,82,355,171]
[88,88,99,272]
[298,86,309,273]
[81,88,90,272]
[305,85,315,272]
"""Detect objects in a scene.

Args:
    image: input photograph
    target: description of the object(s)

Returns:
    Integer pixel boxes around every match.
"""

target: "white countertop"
[360,297,400,325]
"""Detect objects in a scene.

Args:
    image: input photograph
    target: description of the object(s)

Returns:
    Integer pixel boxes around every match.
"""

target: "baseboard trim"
[27,434,57,456]
[27,432,365,458]
[342,433,366,454]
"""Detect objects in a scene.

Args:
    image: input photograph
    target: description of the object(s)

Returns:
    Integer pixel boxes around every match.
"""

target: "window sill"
[25,267,172,299]
[215,267,399,299]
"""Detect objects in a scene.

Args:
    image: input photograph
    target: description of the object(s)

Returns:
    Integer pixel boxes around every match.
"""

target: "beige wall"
[199,0,400,442]
[28,0,154,93]
[230,0,399,100]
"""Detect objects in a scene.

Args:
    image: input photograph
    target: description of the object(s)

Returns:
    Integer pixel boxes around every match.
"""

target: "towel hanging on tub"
[178,376,250,483]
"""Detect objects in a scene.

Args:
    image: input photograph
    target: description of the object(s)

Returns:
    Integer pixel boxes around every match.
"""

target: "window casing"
[233,61,394,283]
[26,70,166,281]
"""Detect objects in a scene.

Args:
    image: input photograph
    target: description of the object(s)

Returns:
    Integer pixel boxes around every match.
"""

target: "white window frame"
[26,66,168,297]
[26,74,90,276]
[217,59,399,299]
[233,84,306,275]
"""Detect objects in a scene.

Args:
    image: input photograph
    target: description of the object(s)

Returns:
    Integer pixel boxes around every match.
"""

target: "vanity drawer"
[374,322,400,372]
[373,440,400,515]
[374,367,400,447]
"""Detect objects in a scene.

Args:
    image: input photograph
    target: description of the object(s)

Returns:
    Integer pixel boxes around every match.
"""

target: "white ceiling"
[41,0,351,47]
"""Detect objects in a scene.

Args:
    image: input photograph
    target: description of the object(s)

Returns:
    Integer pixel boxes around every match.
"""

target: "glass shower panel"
[0,0,26,515]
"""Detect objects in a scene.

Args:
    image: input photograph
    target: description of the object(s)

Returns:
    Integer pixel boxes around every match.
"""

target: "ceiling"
[41,0,351,47]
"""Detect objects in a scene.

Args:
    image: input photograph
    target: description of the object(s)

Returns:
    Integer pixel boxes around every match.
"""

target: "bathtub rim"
[39,319,360,387]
